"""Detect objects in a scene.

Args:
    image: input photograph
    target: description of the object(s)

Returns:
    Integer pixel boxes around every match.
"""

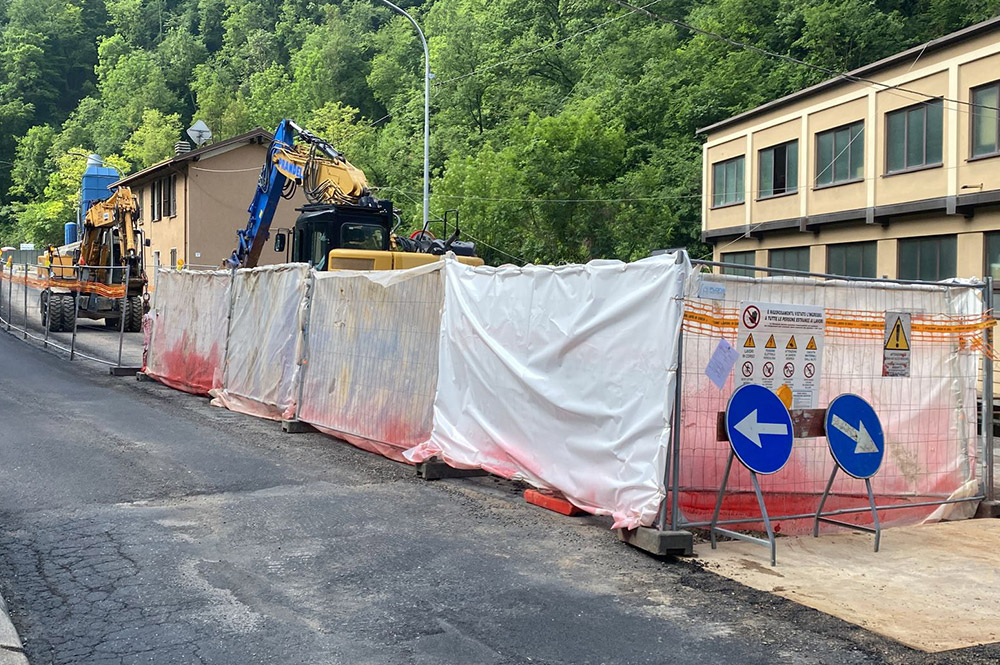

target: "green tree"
[123,109,183,168]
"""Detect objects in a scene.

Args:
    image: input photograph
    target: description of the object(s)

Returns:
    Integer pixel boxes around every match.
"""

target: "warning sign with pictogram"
[883,312,911,377]
[737,302,825,408]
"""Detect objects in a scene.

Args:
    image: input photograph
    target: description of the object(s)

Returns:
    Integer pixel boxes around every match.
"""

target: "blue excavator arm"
[225,119,296,269]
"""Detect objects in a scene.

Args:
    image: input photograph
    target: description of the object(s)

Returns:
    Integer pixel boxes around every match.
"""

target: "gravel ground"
[0,330,996,664]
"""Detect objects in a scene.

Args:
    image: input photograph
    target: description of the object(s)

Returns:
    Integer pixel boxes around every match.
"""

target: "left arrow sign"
[734,409,790,447]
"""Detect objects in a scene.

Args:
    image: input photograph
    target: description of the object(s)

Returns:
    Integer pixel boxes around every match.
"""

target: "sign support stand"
[812,466,881,551]
[709,450,777,566]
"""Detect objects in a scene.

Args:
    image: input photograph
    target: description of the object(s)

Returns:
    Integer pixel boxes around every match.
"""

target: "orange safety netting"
[682,299,996,357]
[3,272,128,300]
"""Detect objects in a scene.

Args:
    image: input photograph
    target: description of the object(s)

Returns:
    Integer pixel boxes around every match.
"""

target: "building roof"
[697,15,1000,136]
[112,127,272,187]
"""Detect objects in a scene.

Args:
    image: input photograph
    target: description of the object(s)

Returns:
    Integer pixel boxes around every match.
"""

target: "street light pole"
[376,0,431,232]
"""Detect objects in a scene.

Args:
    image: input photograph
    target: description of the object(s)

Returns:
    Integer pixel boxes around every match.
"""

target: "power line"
[377,187,701,203]
[609,0,1000,113]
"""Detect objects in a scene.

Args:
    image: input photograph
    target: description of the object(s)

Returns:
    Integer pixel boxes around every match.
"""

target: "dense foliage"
[0,0,997,263]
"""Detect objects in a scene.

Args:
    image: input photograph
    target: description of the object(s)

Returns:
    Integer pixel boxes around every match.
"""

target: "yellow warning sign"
[765,334,776,349]
[786,336,797,350]
[744,333,756,348]
[806,336,817,350]
[885,316,910,351]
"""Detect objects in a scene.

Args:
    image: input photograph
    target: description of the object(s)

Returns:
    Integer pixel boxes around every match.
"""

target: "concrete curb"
[0,593,28,665]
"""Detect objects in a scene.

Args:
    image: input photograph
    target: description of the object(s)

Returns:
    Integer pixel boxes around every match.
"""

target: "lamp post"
[375,0,431,232]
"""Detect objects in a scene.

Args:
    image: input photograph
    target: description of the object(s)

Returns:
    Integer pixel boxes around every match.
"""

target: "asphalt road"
[0,280,143,367]
[0,331,996,665]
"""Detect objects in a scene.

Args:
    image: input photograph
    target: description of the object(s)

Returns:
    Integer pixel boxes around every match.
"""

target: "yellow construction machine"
[40,186,146,332]
[227,119,483,271]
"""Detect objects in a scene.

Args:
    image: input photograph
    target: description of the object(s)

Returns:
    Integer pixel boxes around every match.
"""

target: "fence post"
[42,267,52,349]
[70,266,82,361]
[116,264,131,368]
[22,263,28,340]
[221,266,238,390]
[6,263,11,332]
[292,270,316,422]
[985,278,995,503]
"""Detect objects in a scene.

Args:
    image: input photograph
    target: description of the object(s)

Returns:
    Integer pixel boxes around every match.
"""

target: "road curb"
[0,592,28,665]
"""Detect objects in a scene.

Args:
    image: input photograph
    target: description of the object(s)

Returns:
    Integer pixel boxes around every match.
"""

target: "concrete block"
[416,458,488,481]
[135,371,154,382]
[616,527,694,557]
[281,420,316,434]
[975,500,1000,519]
[109,366,140,376]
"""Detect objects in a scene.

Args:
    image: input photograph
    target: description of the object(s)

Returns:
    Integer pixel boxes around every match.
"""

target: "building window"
[815,121,864,187]
[886,100,943,173]
[758,140,798,198]
[972,81,1000,158]
[162,174,176,217]
[827,241,877,278]
[898,235,956,281]
[135,188,143,225]
[769,247,810,272]
[712,156,745,207]
[985,232,1000,281]
[153,250,160,267]
[169,247,177,269]
[721,250,755,277]
[151,180,161,221]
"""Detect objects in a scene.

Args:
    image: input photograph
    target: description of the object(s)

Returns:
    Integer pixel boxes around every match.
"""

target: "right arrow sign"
[825,394,885,478]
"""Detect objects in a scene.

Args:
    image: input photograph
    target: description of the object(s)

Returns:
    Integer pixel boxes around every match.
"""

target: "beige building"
[114,128,306,273]
[701,17,1000,282]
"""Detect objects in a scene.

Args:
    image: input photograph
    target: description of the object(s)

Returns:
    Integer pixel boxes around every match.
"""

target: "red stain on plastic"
[147,333,221,395]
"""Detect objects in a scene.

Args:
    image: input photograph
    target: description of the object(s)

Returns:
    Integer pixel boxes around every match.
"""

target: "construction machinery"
[227,119,482,270]
[40,182,146,333]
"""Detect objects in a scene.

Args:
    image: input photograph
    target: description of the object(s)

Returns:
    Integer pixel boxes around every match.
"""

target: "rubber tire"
[125,295,143,333]
[58,294,76,332]
[42,293,63,332]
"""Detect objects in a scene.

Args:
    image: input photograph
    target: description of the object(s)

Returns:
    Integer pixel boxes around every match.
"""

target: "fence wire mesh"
[673,264,991,534]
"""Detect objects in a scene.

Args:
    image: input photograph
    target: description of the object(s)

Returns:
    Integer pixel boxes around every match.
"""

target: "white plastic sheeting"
[145,268,231,395]
[406,253,691,529]
[211,264,310,420]
[297,263,444,462]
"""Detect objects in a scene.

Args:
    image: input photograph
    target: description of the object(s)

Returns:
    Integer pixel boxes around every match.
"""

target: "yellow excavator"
[227,119,483,270]
[41,186,146,332]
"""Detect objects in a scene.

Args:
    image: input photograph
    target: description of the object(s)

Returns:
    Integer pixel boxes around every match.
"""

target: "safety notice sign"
[882,311,911,377]
[737,302,825,408]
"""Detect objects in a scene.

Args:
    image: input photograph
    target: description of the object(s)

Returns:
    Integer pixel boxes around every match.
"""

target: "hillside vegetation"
[0,0,997,264]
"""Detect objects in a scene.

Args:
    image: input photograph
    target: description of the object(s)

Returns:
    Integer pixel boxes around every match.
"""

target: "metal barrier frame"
[661,259,995,535]
[0,262,135,368]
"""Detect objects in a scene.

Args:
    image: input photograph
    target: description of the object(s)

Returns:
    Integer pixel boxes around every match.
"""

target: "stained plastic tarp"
[298,262,444,462]
[406,253,691,529]
[680,272,983,532]
[211,264,309,420]
[145,268,230,395]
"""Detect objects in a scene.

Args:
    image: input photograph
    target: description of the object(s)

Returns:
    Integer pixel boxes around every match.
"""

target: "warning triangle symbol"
[765,335,776,349]
[885,317,909,351]
[786,336,797,350]
[806,336,817,350]
[744,334,755,349]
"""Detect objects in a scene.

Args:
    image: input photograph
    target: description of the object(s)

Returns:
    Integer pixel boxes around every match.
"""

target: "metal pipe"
[293,270,316,422]
[6,263,12,332]
[669,322,684,531]
[22,263,28,340]
[985,277,995,502]
[117,264,131,368]
[694,259,978,288]
[375,0,431,231]
[682,494,984,528]
[70,266,82,361]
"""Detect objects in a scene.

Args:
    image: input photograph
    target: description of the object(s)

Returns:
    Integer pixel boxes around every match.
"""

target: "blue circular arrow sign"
[725,384,794,475]
[825,394,885,479]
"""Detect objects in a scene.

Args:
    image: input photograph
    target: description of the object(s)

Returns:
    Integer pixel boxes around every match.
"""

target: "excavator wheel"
[41,292,63,332]
[125,295,143,333]
[58,294,76,332]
